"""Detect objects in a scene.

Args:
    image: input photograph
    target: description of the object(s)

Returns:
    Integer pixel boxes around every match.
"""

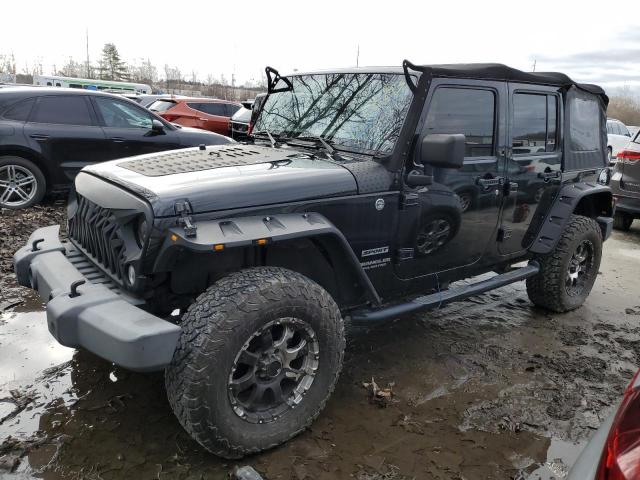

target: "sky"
[1,0,639,94]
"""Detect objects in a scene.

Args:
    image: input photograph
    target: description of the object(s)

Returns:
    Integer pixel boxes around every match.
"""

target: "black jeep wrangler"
[14,62,614,458]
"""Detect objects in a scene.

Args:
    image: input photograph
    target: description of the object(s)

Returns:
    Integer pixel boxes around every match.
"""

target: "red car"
[149,98,242,136]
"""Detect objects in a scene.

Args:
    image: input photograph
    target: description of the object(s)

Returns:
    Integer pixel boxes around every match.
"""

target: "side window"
[31,96,93,126]
[512,93,558,154]
[612,123,621,135]
[94,97,153,129]
[569,94,601,152]
[621,124,631,137]
[190,102,229,117]
[3,98,35,121]
[424,87,496,158]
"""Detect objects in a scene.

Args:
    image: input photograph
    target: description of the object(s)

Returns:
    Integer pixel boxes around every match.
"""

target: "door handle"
[111,137,126,143]
[538,171,561,182]
[29,134,50,141]
[476,177,504,189]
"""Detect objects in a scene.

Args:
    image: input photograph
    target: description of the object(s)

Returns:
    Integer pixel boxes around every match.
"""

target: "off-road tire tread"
[165,267,345,459]
[526,215,602,313]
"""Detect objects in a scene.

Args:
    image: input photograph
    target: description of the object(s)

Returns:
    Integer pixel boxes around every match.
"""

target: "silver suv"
[611,130,640,230]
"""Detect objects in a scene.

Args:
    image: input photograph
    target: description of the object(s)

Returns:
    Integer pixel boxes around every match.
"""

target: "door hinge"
[400,192,420,209]
[174,201,197,238]
[497,227,512,242]
[396,248,415,262]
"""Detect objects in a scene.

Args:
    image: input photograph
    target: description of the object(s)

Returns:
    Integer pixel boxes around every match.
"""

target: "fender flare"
[528,181,612,255]
[158,212,381,305]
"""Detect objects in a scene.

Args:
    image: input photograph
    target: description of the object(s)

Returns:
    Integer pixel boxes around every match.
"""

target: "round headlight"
[127,264,136,286]
[136,218,148,247]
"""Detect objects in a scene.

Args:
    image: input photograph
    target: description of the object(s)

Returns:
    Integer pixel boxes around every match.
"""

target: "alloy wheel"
[0,165,38,208]
[566,240,595,296]
[228,318,320,424]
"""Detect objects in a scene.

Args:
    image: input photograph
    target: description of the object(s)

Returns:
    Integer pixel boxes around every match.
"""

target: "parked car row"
[0,87,233,208]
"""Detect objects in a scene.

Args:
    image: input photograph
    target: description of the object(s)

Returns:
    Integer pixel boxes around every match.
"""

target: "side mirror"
[151,119,165,132]
[421,134,465,169]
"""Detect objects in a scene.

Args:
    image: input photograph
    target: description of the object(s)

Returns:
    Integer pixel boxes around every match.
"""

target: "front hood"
[83,144,357,216]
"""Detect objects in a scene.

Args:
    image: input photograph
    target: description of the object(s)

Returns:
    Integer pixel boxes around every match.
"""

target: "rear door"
[92,96,181,158]
[188,102,231,135]
[24,95,109,180]
[498,84,562,255]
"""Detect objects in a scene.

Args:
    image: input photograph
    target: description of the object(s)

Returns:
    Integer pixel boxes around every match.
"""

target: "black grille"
[68,195,126,282]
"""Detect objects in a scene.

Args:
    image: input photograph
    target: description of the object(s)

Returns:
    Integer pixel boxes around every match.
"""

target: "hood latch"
[175,201,197,238]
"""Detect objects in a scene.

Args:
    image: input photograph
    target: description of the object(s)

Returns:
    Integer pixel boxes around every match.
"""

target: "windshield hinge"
[174,201,197,238]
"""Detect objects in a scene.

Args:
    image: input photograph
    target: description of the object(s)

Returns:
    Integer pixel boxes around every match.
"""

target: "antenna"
[532,59,537,72]
[86,28,90,77]
[356,45,360,67]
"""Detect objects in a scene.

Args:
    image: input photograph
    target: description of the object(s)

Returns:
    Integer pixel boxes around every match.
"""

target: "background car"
[607,118,633,164]
[149,97,242,135]
[610,130,640,230]
[567,369,640,479]
[0,87,232,209]
[121,93,186,108]
[229,107,251,140]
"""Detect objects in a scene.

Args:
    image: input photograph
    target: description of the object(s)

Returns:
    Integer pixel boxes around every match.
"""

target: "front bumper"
[614,194,640,216]
[13,225,181,372]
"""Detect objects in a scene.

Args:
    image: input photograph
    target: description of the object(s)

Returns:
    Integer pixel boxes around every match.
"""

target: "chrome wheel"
[566,240,595,297]
[0,164,38,208]
[417,218,452,255]
[228,318,319,424]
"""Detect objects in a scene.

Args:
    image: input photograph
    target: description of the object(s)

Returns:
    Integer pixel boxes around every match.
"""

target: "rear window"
[31,96,93,126]
[231,107,251,122]
[3,98,35,121]
[149,100,177,112]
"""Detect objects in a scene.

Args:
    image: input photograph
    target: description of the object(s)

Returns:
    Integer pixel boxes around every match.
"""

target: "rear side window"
[619,123,630,136]
[512,93,558,153]
[3,98,35,121]
[31,96,93,126]
[569,95,601,152]
[189,102,229,116]
[148,100,177,112]
[425,87,496,157]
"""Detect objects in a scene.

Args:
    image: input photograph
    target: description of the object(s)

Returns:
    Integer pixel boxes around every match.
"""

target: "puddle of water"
[525,438,587,479]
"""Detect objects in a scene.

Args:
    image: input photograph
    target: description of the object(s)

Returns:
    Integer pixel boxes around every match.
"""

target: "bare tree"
[608,87,640,126]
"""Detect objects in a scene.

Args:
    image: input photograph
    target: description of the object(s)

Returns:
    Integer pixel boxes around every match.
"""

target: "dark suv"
[610,131,640,230]
[14,62,613,458]
[0,88,232,209]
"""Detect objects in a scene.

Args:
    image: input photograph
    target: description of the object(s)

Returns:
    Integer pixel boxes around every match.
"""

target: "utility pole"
[85,28,90,78]
[356,45,360,67]
[532,59,536,72]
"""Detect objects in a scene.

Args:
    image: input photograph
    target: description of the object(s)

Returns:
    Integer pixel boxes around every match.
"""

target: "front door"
[498,84,562,255]
[396,79,507,279]
[92,97,181,159]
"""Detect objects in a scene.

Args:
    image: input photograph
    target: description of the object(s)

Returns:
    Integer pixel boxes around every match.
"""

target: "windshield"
[254,73,414,154]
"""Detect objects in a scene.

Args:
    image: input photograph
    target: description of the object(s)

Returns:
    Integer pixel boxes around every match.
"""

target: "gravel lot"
[1,204,639,479]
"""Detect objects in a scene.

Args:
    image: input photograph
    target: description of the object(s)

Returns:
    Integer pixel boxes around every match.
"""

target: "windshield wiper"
[253,129,278,148]
[285,135,344,161]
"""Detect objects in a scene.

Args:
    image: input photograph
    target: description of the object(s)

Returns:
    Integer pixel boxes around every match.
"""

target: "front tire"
[526,215,602,312]
[165,267,345,458]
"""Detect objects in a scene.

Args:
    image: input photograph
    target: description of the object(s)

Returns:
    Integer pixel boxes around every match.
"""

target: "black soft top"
[424,63,607,102]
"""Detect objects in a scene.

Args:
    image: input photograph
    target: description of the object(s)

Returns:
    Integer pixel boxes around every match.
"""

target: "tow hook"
[69,279,86,298]
[32,238,44,252]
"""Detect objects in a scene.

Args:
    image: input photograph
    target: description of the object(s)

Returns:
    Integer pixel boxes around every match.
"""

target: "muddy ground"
[1,203,639,479]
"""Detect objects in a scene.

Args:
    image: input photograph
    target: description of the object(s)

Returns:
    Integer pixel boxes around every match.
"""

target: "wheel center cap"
[258,356,282,379]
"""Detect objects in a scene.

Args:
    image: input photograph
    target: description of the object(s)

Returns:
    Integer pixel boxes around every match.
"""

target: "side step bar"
[351,262,539,324]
